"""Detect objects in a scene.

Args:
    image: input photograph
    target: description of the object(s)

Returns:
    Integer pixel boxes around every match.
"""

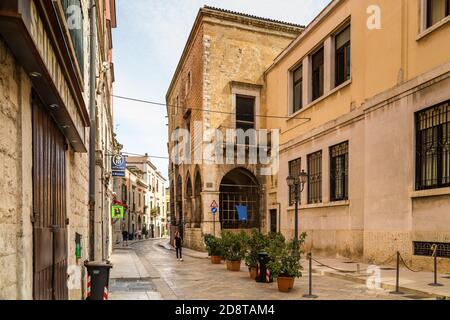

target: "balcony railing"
[216,125,272,154]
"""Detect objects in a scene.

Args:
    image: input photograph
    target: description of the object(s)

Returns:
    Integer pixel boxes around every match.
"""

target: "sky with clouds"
[112,0,331,181]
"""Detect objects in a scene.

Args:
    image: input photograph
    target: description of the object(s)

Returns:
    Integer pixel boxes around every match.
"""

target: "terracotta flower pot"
[210,256,222,264]
[277,276,294,292]
[226,260,241,272]
[249,267,258,280]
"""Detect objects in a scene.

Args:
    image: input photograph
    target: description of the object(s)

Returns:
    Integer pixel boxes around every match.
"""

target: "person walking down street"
[174,231,183,262]
[122,230,129,247]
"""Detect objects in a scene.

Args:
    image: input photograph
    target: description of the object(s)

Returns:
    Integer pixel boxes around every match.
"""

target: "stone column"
[201,191,220,237]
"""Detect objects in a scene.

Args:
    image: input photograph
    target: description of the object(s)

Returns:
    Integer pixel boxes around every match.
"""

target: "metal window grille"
[308,151,322,204]
[330,142,349,201]
[61,0,84,74]
[413,241,450,258]
[219,186,259,229]
[415,101,450,190]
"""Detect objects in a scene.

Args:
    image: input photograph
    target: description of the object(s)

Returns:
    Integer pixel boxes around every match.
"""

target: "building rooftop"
[202,5,305,28]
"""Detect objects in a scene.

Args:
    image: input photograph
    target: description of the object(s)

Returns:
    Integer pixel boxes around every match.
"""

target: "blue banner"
[112,154,126,177]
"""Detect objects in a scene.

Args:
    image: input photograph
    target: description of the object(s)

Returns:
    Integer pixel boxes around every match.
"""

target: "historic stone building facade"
[0,0,117,299]
[263,0,450,272]
[166,6,302,250]
[125,156,167,239]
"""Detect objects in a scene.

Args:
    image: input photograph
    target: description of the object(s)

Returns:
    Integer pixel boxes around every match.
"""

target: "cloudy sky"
[112,0,331,180]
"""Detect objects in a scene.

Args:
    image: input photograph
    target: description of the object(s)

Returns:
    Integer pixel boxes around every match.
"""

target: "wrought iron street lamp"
[286,170,308,241]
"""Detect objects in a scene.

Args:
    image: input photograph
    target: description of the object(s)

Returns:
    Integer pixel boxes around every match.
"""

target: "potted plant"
[221,231,248,272]
[245,229,268,279]
[267,233,306,292]
[203,234,223,264]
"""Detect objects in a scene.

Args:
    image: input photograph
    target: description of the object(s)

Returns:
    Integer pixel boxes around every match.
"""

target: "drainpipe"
[88,0,97,262]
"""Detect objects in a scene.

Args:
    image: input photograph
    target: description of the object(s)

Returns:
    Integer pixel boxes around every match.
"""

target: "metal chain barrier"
[377,252,397,266]
[399,253,423,273]
[311,257,357,274]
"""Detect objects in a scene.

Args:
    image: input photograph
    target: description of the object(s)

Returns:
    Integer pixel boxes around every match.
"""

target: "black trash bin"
[256,251,272,283]
[85,261,113,300]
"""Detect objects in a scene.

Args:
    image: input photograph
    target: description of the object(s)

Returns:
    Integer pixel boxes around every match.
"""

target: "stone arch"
[185,172,193,227]
[176,174,183,236]
[219,167,260,230]
[193,168,202,228]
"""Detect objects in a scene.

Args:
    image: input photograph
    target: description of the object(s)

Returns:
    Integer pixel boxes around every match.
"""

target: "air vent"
[413,241,450,258]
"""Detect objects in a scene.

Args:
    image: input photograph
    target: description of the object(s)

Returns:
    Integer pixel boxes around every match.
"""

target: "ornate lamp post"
[286,170,308,241]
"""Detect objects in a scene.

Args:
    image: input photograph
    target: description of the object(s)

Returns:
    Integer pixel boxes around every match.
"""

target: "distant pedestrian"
[122,230,129,246]
[174,231,183,262]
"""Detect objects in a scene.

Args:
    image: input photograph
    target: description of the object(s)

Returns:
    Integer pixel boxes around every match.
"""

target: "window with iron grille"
[415,101,450,190]
[292,65,303,113]
[335,25,351,87]
[61,0,84,75]
[413,241,450,258]
[311,47,324,101]
[288,158,301,206]
[330,142,349,201]
[308,151,322,204]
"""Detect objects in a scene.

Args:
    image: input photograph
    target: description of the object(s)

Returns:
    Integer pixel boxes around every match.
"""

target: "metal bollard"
[303,253,318,299]
[429,245,443,287]
[390,251,404,295]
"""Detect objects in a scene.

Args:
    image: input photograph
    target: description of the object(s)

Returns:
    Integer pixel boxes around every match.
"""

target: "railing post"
[429,245,443,287]
[303,253,318,299]
[390,251,404,295]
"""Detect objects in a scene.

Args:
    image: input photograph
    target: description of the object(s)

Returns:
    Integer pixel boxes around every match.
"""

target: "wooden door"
[32,94,68,300]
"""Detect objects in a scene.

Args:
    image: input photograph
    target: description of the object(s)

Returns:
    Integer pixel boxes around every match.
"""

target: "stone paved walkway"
[158,240,450,299]
[109,239,436,300]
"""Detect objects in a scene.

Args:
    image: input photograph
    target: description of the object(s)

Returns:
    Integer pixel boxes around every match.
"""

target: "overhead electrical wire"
[112,94,312,121]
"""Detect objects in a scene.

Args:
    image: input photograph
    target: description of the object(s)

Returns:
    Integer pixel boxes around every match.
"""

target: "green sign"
[111,205,125,219]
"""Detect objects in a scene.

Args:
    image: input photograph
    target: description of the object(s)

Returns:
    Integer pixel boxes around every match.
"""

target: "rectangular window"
[335,26,351,87]
[122,185,127,202]
[427,0,450,28]
[61,0,84,74]
[330,142,349,201]
[288,158,301,206]
[415,101,450,190]
[236,95,255,131]
[311,47,324,101]
[307,151,322,204]
[293,65,303,113]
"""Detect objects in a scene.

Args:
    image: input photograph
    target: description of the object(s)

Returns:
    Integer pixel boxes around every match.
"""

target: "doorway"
[32,94,68,300]
[269,209,277,233]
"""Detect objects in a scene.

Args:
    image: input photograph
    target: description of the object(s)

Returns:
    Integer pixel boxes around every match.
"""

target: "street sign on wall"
[210,200,218,214]
[111,205,125,219]
[112,154,126,177]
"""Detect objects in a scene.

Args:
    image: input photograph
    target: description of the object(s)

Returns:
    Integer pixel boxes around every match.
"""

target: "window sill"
[417,16,450,41]
[287,79,352,121]
[287,200,350,211]
[410,187,450,199]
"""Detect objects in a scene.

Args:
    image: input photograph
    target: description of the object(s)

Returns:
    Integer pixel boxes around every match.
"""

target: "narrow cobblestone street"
[109,239,433,300]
